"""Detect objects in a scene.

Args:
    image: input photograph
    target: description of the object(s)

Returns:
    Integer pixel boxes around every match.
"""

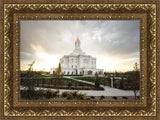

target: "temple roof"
[69,49,86,56]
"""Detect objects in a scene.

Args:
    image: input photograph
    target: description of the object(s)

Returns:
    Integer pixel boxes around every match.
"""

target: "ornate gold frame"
[0,0,160,120]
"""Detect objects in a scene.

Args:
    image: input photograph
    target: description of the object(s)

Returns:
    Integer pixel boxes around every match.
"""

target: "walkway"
[64,76,95,85]
[63,76,140,96]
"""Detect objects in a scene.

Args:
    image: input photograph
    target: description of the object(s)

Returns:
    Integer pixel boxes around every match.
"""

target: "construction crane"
[28,60,35,71]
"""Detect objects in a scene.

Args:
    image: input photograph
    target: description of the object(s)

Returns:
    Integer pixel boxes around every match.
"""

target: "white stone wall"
[59,55,102,75]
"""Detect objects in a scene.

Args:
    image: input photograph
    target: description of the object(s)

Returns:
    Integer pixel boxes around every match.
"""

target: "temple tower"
[75,37,81,50]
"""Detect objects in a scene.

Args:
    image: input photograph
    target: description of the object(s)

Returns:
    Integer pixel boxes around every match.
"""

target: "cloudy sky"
[20,20,140,72]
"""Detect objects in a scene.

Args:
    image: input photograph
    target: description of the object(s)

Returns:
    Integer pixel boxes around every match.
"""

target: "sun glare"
[30,52,61,71]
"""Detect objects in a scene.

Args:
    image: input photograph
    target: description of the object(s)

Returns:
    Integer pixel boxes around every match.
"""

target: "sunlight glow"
[25,52,61,71]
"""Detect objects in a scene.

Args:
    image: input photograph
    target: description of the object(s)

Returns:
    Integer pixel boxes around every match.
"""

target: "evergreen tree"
[95,73,100,88]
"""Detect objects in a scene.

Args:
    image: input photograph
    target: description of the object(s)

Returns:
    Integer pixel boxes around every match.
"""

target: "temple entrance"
[88,70,92,75]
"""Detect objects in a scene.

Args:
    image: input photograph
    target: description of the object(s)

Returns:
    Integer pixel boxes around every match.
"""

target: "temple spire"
[76,37,80,42]
[75,37,81,50]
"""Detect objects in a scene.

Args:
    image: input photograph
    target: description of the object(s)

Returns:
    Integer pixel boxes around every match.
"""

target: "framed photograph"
[0,0,160,120]
[20,20,140,101]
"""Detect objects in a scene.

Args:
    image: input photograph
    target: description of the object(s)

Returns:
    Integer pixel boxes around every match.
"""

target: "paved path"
[64,76,95,85]
[63,76,139,96]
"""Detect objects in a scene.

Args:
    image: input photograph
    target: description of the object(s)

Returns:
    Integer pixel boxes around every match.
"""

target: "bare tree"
[130,62,140,99]
[22,60,36,99]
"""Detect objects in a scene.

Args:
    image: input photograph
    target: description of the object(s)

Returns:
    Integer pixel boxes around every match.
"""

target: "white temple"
[50,37,103,75]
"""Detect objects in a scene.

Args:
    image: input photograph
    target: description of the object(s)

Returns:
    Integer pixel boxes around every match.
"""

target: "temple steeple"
[75,37,81,50]
[69,37,86,55]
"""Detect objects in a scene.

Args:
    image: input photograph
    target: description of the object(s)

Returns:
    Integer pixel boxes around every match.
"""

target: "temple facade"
[50,37,103,75]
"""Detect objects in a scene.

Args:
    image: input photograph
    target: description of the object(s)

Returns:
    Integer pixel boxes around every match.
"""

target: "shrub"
[90,96,95,99]
[66,93,74,100]
[77,93,86,100]
[122,96,128,99]
[120,79,124,89]
[33,90,45,99]
[45,90,53,99]
[64,91,86,100]
[112,96,118,100]
[52,91,58,97]
[62,92,68,97]
[72,91,78,98]
[23,89,35,99]
[35,90,44,97]
[100,95,105,100]
[86,98,91,100]
[37,89,44,94]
